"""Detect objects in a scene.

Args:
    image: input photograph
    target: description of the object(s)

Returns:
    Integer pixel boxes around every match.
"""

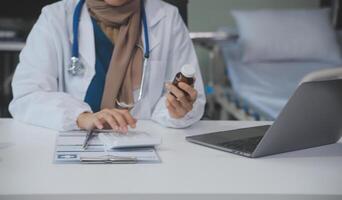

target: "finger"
[166,97,176,110]
[93,117,104,130]
[95,114,106,125]
[181,99,193,112]
[94,113,108,129]
[166,83,186,100]
[117,109,137,128]
[111,112,128,133]
[100,112,119,131]
[102,109,127,132]
[167,94,187,115]
[166,98,177,114]
[166,100,178,117]
[178,82,197,101]
[169,88,193,111]
[166,97,184,119]
[169,92,192,112]
[166,93,181,108]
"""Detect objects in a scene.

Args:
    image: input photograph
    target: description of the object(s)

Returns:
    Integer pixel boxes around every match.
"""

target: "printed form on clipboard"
[54,130,162,164]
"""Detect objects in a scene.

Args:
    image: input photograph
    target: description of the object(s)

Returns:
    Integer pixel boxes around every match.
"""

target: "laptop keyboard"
[218,136,263,154]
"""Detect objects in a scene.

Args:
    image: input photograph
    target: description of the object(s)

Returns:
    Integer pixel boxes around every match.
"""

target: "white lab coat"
[9,0,206,131]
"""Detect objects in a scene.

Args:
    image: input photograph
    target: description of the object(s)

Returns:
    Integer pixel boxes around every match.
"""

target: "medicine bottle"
[172,64,195,87]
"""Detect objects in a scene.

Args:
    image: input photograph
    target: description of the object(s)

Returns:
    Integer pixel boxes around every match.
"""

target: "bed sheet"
[220,41,342,119]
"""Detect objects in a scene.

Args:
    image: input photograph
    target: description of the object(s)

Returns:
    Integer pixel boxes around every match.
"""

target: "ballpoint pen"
[82,130,94,150]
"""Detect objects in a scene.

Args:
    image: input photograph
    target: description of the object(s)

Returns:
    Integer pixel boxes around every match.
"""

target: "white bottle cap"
[181,64,195,78]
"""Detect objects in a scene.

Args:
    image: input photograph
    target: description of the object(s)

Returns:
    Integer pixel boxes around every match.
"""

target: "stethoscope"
[68,0,150,109]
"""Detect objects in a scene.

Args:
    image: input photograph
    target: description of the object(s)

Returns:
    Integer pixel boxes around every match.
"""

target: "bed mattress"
[220,42,342,119]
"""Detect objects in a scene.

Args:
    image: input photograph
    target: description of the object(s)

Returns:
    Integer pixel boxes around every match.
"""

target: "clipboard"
[54,131,161,164]
[80,155,138,164]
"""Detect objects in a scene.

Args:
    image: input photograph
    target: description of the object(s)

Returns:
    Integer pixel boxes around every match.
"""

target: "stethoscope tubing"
[72,0,85,59]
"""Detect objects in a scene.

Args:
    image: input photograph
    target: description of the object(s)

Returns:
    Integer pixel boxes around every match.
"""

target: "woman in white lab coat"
[9,0,205,132]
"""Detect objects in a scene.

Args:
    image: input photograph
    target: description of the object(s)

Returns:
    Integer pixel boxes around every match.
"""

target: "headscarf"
[86,0,143,109]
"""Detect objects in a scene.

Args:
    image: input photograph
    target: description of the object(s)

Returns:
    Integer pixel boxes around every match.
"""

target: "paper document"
[54,131,160,164]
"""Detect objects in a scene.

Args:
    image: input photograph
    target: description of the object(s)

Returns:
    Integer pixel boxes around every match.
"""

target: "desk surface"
[0,119,341,200]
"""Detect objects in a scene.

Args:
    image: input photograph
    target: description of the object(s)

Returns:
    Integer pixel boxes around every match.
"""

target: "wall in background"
[187,0,320,84]
[188,0,320,32]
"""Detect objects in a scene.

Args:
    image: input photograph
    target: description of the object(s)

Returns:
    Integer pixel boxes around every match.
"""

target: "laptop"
[186,79,342,158]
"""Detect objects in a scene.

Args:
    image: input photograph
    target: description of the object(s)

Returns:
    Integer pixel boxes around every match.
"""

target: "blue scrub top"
[84,18,114,112]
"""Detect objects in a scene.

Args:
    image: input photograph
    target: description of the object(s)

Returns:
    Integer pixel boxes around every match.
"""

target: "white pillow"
[232,9,342,63]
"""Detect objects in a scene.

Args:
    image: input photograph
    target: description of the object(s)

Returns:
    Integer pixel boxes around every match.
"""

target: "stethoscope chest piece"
[68,56,85,76]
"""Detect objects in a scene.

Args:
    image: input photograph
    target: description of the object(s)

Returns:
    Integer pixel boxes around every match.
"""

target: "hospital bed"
[194,28,342,121]
[191,0,342,121]
[217,37,342,120]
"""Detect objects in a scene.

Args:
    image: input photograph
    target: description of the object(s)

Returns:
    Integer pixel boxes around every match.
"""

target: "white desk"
[0,119,341,200]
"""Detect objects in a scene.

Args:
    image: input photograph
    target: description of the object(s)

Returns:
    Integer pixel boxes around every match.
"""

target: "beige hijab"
[86,0,143,109]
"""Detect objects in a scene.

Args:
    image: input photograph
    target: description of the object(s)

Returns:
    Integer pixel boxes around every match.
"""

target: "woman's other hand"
[76,109,137,133]
[165,82,198,119]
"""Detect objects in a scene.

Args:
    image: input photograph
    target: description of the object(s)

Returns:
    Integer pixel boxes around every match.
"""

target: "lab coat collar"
[145,0,167,28]
[67,0,166,70]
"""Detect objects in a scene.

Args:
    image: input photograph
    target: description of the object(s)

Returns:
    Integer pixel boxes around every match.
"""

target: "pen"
[82,130,94,150]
